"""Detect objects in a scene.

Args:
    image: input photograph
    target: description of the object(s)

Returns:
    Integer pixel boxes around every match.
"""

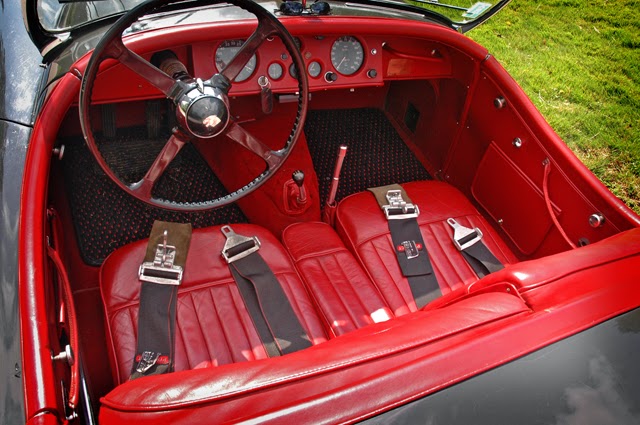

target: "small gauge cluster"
[212,35,379,91]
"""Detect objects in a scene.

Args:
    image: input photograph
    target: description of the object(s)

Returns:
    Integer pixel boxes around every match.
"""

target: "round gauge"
[268,62,284,80]
[307,61,322,78]
[289,63,298,79]
[215,40,257,82]
[331,36,364,76]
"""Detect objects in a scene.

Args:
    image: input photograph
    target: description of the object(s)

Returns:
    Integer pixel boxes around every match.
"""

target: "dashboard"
[88,27,455,104]
[193,34,386,94]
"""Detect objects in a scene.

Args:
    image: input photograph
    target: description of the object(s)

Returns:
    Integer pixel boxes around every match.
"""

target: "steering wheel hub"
[79,0,308,211]
[177,83,230,138]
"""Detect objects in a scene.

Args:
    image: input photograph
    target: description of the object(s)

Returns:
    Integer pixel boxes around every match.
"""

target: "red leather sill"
[428,228,640,311]
[471,227,640,297]
[19,73,82,421]
[100,290,529,410]
[25,413,60,425]
[99,234,640,424]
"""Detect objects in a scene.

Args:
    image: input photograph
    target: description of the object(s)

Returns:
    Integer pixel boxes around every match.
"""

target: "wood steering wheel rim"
[79,0,309,211]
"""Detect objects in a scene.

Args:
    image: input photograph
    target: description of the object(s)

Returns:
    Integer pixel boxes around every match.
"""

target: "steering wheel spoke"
[80,0,307,211]
[106,39,183,98]
[220,17,277,82]
[226,121,282,169]
[132,133,189,198]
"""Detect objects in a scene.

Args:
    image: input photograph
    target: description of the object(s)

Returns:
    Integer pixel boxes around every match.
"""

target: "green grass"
[464,0,640,214]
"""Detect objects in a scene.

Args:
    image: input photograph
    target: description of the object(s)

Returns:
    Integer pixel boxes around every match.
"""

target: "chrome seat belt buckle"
[397,240,422,260]
[139,230,183,285]
[221,225,261,264]
[135,351,160,374]
[447,218,483,251]
[383,189,420,220]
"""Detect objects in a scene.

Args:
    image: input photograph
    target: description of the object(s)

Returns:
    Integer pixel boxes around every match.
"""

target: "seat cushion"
[283,222,393,337]
[101,224,328,385]
[336,181,519,317]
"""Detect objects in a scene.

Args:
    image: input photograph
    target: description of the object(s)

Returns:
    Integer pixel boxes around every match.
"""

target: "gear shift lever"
[292,170,307,203]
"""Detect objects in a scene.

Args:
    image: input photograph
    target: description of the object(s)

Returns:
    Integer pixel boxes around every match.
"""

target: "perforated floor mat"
[62,132,247,266]
[305,108,431,204]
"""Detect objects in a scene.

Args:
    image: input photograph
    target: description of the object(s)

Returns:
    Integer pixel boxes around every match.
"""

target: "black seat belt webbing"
[130,221,191,380]
[447,218,504,278]
[222,226,312,357]
[369,184,441,308]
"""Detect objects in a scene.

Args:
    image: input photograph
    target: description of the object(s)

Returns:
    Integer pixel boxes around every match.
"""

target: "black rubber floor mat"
[62,133,247,266]
[305,108,431,205]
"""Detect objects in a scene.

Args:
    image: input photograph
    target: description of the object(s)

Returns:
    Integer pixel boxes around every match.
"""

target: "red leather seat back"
[336,181,518,316]
[283,222,394,337]
[100,224,327,384]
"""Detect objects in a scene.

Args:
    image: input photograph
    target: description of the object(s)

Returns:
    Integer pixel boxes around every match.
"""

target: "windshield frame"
[28,0,511,55]
[35,0,510,36]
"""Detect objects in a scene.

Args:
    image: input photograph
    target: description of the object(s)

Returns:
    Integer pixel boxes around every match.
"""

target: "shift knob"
[292,170,305,188]
[291,170,307,203]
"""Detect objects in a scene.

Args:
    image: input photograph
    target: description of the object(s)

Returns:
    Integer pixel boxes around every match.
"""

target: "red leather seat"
[283,222,393,337]
[100,224,328,385]
[336,181,519,317]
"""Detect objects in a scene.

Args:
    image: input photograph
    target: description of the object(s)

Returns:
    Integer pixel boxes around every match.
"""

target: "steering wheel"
[79,0,308,211]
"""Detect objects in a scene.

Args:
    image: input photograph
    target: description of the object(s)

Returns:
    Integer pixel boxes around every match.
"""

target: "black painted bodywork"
[0,0,45,422]
[363,308,640,425]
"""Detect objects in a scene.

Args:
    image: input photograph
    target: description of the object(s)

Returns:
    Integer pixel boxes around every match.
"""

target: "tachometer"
[215,40,257,82]
[331,36,364,76]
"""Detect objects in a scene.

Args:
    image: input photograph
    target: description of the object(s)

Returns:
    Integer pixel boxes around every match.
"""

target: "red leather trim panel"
[336,181,519,316]
[472,142,556,254]
[282,222,393,337]
[101,224,327,385]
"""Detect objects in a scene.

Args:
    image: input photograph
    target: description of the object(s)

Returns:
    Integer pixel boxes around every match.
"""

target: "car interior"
[25,4,640,422]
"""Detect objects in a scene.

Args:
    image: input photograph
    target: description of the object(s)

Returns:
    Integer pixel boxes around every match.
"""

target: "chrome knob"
[588,213,605,228]
[52,344,75,366]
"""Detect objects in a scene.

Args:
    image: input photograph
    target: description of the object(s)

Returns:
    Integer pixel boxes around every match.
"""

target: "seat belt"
[369,184,441,309]
[447,218,504,278]
[221,226,312,357]
[131,221,191,380]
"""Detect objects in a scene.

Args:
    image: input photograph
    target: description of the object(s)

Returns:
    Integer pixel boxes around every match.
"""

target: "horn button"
[177,80,230,138]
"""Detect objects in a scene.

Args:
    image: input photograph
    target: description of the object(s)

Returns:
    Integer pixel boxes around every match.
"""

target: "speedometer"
[215,40,257,82]
[331,36,364,76]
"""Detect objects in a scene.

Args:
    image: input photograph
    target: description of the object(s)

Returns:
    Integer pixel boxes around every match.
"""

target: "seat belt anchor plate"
[383,189,420,220]
[138,230,183,285]
[447,218,483,251]
[221,225,261,264]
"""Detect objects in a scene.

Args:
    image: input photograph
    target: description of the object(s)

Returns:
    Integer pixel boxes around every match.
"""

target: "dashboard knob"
[367,69,378,78]
[324,71,337,83]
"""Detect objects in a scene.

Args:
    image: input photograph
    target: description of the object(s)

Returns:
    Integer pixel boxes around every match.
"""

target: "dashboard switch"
[367,69,378,79]
[325,71,337,83]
